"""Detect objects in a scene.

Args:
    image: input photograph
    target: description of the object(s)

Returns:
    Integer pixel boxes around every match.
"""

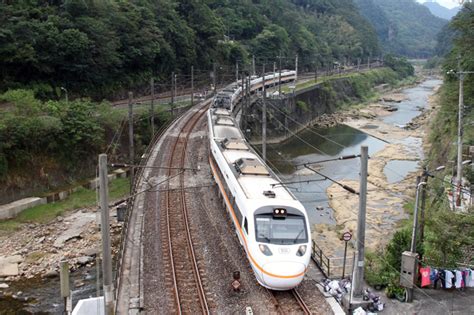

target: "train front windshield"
[255,214,307,245]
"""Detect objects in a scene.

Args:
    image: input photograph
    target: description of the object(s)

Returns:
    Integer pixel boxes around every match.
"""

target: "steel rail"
[292,288,312,315]
[164,101,210,314]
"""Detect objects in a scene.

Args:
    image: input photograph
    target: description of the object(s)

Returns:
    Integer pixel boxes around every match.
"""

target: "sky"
[415,0,461,9]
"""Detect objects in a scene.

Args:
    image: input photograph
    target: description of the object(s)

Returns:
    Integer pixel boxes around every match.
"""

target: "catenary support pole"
[262,63,267,162]
[252,55,256,76]
[128,92,134,190]
[241,74,245,130]
[191,66,194,107]
[351,145,368,298]
[213,63,217,96]
[278,54,282,98]
[295,54,298,83]
[236,61,239,83]
[150,78,155,139]
[171,72,175,116]
[273,62,276,88]
[99,154,114,315]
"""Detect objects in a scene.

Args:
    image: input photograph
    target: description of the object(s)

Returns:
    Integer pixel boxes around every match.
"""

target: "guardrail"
[311,240,354,279]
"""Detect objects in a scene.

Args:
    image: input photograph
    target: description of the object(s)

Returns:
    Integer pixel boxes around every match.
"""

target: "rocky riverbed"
[312,78,441,258]
[0,205,123,311]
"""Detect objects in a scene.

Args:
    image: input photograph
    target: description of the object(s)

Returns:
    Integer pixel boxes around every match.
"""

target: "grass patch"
[0,177,130,236]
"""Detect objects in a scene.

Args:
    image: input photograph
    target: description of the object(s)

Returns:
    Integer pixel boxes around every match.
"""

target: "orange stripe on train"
[209,155,305,279]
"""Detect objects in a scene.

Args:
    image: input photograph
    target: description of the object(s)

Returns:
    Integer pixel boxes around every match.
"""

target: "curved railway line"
[115,63,387,313]
[161,101,210,314]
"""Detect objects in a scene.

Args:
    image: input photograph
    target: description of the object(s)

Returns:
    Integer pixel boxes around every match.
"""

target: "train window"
[255,214,307,245]
[243,218,248,234]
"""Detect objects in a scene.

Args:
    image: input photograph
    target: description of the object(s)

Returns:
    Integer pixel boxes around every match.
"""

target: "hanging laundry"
[454,270,462,288]
[420,267,431,287]
[468,269,474,288]
[445,270,454,289]
[430,269,439,289]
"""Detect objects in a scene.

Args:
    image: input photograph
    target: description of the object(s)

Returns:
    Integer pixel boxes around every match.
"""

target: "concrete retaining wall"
[0,168,129,221]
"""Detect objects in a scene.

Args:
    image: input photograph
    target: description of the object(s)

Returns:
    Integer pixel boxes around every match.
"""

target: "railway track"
[160,102,210,314]
[268,288,312,315]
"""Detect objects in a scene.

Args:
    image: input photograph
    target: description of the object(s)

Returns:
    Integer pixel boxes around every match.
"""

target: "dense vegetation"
[365,3,474,295]
[354,0,447,57]
[0,0,379,99]
[0,89,169,203]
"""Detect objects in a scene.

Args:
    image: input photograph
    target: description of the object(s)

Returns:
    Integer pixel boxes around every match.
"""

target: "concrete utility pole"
[456,69,464,207]
[419,170,428,257]
[98,154,114,315]
[352,145,368,298]
[295,54,299,83]
[252,55,256,76]
[452,61,474,207]
[171,72,175,116]
[150,78,155,139]
[410,176,425,253]
[262,63,267,162]
[191,66,194,106]
[128,92,135,190]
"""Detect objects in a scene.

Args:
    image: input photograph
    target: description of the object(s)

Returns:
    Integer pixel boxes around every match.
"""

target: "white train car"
[207,105,311,290]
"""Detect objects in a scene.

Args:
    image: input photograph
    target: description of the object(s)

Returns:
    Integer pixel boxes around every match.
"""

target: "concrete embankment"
[0,168,129,220]
[245,68,402,143]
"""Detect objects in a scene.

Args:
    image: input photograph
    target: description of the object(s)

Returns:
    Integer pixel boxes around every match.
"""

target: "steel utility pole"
[150,78,155,139]
[262,63,267,162]
[351,145,368,298]
[191,66,194,107]
[98,154,114,315]
[128,92,135,190]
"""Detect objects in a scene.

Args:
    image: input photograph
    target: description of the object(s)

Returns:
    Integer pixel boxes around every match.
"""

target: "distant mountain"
[423,2,460,20]
[354,0,447,57]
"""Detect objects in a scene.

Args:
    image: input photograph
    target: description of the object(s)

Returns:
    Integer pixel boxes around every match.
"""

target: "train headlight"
[259,244,273,256]
[296,245,307,257]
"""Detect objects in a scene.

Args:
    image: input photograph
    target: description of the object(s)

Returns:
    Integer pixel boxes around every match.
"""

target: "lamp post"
[410,179,426,253]
[60,87,68,105]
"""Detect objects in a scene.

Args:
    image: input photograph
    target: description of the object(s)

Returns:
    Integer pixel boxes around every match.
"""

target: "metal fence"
[312,240,354,279]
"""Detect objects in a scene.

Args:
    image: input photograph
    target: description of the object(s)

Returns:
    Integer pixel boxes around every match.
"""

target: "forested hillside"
[0,0,379,99]
[354,0,447,57]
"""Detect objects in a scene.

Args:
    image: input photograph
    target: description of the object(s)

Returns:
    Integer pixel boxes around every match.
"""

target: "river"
[267,78,442,227]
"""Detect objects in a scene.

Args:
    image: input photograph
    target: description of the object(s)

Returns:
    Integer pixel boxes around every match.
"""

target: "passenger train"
[213,70,297,112]
[207,70,311,290]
